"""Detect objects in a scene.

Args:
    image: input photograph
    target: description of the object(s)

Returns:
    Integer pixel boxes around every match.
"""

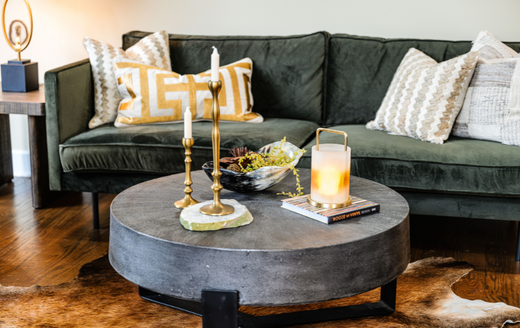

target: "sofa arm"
[45,59,94,191]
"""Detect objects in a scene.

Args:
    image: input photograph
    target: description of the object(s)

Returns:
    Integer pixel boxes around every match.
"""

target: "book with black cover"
[281,194,380,224]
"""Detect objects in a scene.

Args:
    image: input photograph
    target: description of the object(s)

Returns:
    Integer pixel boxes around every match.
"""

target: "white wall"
[2,0,520,174]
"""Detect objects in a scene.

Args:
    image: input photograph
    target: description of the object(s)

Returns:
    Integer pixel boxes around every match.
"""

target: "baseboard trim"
[12,150,31,177]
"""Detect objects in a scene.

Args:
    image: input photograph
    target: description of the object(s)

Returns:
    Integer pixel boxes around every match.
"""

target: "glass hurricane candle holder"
[308,128,351,209]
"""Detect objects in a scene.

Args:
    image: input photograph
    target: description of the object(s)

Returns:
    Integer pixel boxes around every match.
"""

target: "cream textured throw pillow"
[451,31,520,146]
[366,48,479,144]
[83,31,171,129]
[113,57,262,127]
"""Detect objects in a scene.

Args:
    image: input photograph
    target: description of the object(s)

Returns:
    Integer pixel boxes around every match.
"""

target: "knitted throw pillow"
[83,31,171,129]
[366,48,479,144]
[113,57,262,127]
[451,31,520,146]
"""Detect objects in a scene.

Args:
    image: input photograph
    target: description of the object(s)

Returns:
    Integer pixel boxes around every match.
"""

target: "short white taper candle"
[184,106,192,139]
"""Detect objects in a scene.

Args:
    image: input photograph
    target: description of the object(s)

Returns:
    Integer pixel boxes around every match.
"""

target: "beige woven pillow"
[366,48,479,144]
[451,31,520,146]
[83,31,171,129]
[469,30,517,61]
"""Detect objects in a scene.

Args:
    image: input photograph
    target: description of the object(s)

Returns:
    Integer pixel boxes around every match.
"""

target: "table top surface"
[111,169,409,251]
[0,83,45,116]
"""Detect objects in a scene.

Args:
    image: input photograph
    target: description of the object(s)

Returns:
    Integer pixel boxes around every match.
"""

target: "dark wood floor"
[1,178,520,308]
[0,178,113,287]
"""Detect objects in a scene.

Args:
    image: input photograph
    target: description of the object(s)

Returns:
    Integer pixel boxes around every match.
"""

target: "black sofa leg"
[92,193,100,229]
[516,222,520,261]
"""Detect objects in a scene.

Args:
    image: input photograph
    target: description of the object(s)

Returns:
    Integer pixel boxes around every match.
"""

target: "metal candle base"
[307,195,352,209]
[199,201,235,216]
[199,80,235,216]
[174,137,200,209]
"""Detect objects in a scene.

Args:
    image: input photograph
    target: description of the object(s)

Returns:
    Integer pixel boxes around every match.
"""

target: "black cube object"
[1,59,39,92]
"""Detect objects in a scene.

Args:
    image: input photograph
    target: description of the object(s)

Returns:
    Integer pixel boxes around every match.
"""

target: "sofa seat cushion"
[60,118,318,174]
[299,125,520,196]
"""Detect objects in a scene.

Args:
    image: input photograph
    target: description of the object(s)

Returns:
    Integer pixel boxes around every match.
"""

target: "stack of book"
[281,194,380,224]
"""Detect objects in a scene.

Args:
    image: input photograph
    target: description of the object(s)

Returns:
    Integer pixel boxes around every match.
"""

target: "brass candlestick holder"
[199,80,234,216]
[174,137,200,209]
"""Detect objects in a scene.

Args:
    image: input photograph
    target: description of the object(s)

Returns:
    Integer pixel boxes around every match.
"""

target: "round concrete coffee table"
[109,169,410,327]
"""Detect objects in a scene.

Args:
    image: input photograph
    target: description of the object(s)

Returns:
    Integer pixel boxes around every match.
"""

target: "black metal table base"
[139,279,397,328]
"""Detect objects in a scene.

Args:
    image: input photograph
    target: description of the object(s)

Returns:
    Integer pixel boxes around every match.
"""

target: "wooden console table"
[0,83,64,208]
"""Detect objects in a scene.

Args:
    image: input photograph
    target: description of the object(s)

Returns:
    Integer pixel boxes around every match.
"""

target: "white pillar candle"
[211,46,220,81]
[310,144,351,205]
[184,106,192,139]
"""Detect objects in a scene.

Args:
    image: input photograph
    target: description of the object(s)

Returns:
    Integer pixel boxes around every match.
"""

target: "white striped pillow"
[366,48,479,144]
[83,31,171,129]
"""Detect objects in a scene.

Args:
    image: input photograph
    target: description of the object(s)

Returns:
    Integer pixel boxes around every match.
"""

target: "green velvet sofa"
[45,31,520,258]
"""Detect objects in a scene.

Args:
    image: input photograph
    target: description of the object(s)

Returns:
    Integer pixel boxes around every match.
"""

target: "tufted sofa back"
[123,31,328,124]
[123,31,520,126]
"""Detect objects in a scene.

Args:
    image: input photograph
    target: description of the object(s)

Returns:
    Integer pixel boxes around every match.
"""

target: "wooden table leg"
[27,115,66,208]
[0,115,13,186]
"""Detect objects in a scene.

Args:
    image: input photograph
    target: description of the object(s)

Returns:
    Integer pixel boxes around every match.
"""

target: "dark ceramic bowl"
[202,141,302,193]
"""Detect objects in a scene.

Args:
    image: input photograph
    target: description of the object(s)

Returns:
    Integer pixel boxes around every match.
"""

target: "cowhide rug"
[0,257,519,327]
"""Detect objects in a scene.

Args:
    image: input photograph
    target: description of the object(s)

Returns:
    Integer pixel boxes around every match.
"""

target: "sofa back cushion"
[324,34,520,125]
[123,31,328,124]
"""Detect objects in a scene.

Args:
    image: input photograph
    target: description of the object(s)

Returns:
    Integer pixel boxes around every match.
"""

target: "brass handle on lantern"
[315,128,348,151]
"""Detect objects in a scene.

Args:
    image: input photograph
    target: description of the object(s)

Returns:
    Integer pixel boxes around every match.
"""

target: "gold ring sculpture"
[2,0,33,61]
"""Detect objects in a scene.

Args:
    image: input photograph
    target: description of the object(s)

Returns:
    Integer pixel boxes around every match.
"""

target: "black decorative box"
[1,59,39,92]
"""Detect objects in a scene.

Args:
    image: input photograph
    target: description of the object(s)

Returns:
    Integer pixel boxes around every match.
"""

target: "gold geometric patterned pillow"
[83,31,171,129]
[113,57,262,127]
[366,48,479,144]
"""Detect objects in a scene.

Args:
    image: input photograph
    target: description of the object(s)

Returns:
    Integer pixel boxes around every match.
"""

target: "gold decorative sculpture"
[1,0,38,92]
[2,0,33,61]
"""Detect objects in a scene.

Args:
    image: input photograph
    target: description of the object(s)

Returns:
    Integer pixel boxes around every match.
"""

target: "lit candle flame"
[317,167,342,196]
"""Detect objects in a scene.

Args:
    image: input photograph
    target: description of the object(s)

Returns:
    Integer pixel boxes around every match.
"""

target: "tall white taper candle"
[211,46,220,81]
[184,106,192,139]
